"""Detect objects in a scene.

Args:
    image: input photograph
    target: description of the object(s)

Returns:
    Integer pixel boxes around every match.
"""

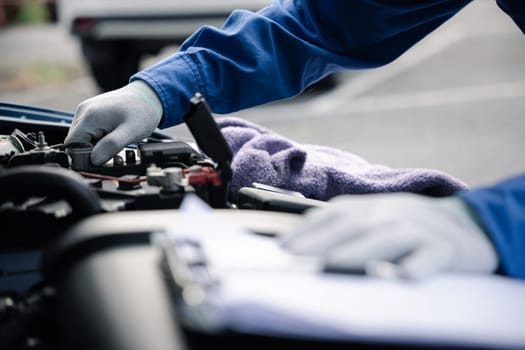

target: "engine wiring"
[77,171,146,184]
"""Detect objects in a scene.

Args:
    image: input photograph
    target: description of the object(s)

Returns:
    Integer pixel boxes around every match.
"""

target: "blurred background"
[1,0,524,189]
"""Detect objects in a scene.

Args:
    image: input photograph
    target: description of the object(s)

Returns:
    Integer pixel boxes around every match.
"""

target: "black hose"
[0,165,102,219]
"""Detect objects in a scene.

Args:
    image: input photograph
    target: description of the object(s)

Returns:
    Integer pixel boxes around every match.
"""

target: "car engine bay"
[0,97,326,350]
[1,98,523,350]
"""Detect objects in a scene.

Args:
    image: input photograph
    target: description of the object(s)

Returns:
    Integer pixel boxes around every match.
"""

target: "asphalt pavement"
[0,0,524,188]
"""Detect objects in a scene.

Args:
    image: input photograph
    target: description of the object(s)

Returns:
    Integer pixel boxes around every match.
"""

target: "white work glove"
[282,193,498,279]
[65,80,163,165]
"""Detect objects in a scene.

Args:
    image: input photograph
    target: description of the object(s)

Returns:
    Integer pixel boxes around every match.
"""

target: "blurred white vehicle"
[58,0,269,91]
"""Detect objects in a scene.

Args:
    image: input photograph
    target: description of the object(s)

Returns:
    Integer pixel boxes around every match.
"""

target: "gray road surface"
[0,0,524,188]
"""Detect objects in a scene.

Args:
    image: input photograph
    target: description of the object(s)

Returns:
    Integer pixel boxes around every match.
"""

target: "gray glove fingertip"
[90,124,146,165]
[90,145,113,166]
[90,133,126,166]
[398,243,453,279]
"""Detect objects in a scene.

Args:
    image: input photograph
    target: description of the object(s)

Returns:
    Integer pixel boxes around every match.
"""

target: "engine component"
[146,165,184,193]
[65,142,93,171]
[125,149,136,164]
[8,132,69,168]
[139,140,204,167]
[183,93,232,183]
[0,134,24,165]
[0,165,102,221]
[0,129,39,165]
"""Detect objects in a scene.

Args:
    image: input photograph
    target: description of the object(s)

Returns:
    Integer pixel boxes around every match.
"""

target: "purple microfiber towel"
[216,117,468,201]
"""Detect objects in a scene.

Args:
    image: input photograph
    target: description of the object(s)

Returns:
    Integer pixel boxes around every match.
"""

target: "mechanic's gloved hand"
[282,193,498,279]
[65,80,163,165]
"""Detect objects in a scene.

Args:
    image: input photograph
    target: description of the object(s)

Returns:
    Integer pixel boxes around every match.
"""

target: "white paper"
[167,195,525,349]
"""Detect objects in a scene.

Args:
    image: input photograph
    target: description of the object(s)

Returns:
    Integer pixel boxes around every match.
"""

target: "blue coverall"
[132,0,525,279]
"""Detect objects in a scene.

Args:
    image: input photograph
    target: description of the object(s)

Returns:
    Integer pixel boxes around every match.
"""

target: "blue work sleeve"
[458,174,525,279]
[132,0,473,128]
[497,0,525,34]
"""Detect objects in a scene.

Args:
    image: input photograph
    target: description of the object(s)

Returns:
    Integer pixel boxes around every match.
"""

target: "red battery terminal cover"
[185,166,223,187]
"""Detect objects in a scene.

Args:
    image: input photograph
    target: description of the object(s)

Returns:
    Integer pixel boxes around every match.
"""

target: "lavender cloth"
[216,117,468,201]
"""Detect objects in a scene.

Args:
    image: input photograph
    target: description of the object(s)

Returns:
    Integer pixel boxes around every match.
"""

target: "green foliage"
[15,1,50,24]
[0,62,81,93]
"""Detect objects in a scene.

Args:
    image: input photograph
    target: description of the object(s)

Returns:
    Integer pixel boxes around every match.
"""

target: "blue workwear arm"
[497,0,525,34]
[458,174,525,279]
[132,0,478,128]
